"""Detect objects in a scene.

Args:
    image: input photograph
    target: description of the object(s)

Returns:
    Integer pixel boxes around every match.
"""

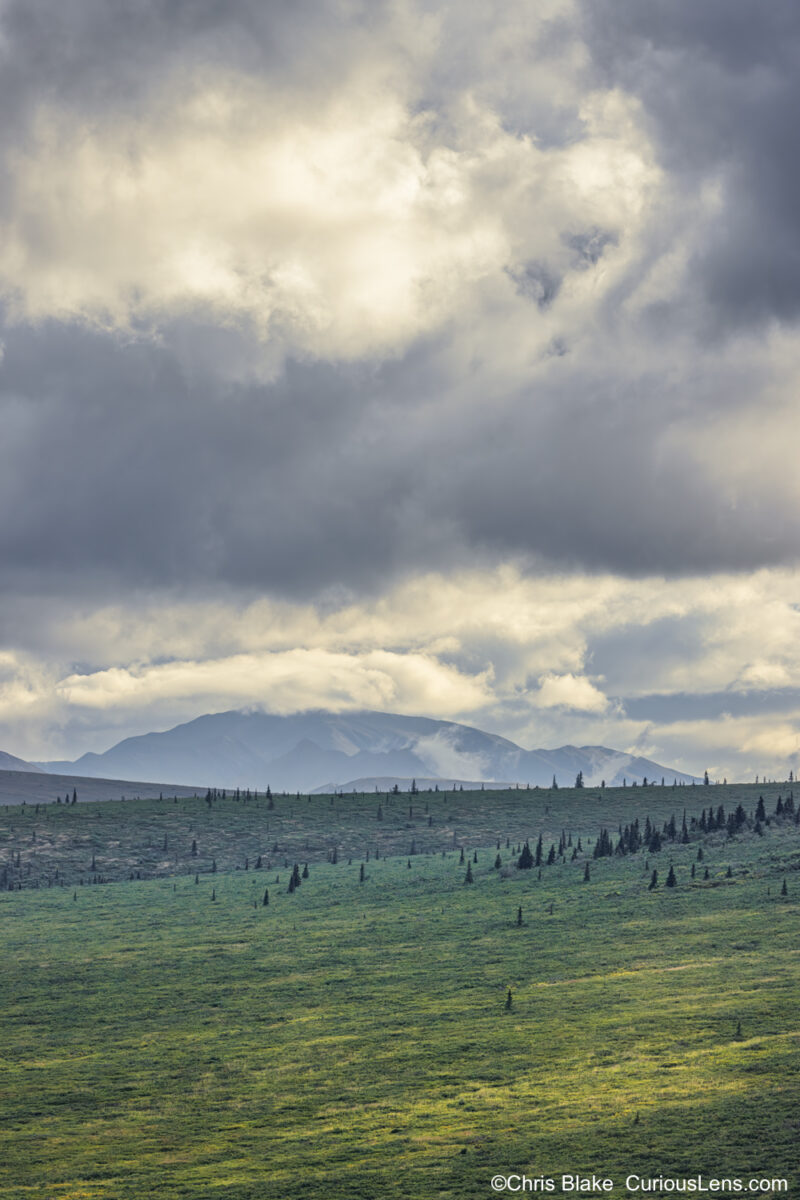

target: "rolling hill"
[0,750,43,773]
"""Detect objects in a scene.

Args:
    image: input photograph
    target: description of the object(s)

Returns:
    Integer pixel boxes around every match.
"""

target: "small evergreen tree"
[191,839,198,857]
[464,861,473,884]
[263,888,269,906]
[505,988,512,1011]
[666,865,677,887]
[648,869,658,890]
[516,906,522,926]
[517,842,534,870]
[583,862,590,882]
[781,877,788,896]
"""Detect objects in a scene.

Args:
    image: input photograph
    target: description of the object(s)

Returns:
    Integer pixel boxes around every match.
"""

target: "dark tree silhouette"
[517,842,534,870]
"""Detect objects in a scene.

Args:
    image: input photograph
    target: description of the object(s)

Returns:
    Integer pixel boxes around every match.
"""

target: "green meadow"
[1,784,798,1199]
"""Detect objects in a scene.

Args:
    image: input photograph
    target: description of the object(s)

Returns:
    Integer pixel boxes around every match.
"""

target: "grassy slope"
[0,786,798,1200]
[0,781,793,887]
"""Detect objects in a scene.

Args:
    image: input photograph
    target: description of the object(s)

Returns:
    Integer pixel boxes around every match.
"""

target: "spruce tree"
[263,888,269,906]
[666,865,677,887]
[464,861,473,884]
[517,842,534,870]
[360,862,365,883]
[505,988,512,1011]
[494,854,502,869]
[648,869,658,890]
[583,862,590,882]
[781,877,788,896]
[516,906,523,926]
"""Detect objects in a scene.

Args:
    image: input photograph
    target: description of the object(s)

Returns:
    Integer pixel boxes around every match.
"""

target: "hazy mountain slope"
[0,768,200,807]
[38,709,701,791]
[0,750,43,773]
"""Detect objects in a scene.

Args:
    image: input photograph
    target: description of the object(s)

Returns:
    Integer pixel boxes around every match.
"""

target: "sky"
[0,0,798,780]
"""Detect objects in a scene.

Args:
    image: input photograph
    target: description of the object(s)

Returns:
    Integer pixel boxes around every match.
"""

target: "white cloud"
[532,672,610,712]
[55,647,492,723]
[0,44,657,365]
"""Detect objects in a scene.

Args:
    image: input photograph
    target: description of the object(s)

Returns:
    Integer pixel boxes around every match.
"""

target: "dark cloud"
[0,313,797,607]
[579,0,800,329]
[624,688,800,725]
[0,0,796,616]
[0,0,369,111]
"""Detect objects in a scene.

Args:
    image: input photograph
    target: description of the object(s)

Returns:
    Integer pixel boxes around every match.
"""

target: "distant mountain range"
[33,709,702,791]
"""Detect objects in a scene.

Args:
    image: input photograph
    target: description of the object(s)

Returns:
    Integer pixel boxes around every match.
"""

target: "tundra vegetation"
[0,782,798,1199]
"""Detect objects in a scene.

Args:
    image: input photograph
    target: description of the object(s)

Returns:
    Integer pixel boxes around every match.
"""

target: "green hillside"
[0,785,797,1199]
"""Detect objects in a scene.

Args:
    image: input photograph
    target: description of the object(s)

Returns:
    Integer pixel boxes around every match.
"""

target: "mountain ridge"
[37,708,702,791]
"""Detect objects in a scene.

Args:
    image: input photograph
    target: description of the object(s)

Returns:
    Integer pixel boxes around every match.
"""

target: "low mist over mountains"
[37,710,701,792]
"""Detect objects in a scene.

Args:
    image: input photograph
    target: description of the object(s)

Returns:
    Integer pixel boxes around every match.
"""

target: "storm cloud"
[0,0,798,775]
